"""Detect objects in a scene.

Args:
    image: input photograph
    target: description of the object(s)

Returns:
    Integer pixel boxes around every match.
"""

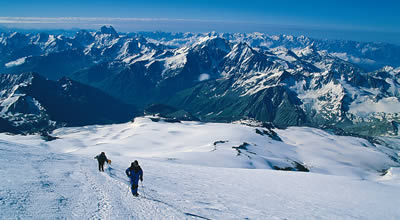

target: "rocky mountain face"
[0,72,136,133]
[0,26,399,136]
[143,32,400,71]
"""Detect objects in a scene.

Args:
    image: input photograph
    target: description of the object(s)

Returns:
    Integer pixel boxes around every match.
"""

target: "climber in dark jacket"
[125,160,143,196]
[94,152,108,172]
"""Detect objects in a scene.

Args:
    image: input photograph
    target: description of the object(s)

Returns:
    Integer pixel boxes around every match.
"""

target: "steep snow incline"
[1,117,400,219]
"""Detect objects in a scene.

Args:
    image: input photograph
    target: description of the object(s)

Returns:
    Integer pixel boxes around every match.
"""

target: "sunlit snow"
[5,57,27,68]
[1,117,399,219]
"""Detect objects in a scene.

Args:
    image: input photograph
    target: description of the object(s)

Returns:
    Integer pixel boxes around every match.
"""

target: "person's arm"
[125,168,131,177]
[139,169,143,181]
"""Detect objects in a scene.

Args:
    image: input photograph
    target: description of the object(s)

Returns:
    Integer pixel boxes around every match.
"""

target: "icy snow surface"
[1,117,400,219]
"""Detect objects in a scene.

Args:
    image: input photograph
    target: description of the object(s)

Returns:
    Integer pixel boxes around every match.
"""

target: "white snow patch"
[122,54,140,63]
[198,73,210,81]
[292,46,313,57]
[297,80,345,115]
[193,35,217,48]
[44,35,56,48]
[5,57,27,68]
[271,47,297,62]
[235,69,284,96]
[163,51,187,72]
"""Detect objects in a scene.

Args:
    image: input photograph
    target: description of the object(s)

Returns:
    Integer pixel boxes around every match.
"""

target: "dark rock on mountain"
[168,79,306,128]
[5,49,91,80]
[255,128,282,142]
[0,117,20,134]
[22,74,137,126]
[144,104,199,121]
[73,30,95,47]
[99,26,119,38]
[0,72,137,133]
[273,161,309,172]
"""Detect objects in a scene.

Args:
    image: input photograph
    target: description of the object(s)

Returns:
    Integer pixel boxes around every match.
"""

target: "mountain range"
[0,26,399,136]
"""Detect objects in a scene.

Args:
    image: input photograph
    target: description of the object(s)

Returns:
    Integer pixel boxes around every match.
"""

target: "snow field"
[1,117,400,219]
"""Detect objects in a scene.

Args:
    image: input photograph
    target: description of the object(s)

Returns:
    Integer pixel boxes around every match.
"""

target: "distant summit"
[99,25,119,38]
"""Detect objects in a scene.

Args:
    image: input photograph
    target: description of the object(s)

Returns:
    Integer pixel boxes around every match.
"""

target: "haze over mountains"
[1,26,400,136]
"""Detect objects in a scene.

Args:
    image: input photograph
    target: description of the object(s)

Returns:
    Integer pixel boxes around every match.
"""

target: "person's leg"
[98,162,101,171]
[101,162,105,172]
[130,181,137,195]
[131,179,139,196]
[131,184,138,195]
[134,179,140,195]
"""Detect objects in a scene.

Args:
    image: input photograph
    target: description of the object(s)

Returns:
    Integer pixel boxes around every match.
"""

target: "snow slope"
[1,117,400,219]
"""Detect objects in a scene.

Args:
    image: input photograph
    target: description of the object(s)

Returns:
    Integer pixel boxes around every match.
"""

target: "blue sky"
[1,0,400,44]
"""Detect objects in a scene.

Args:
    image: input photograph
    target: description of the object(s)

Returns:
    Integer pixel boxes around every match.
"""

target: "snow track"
[87,166,188,219]
[0,140,200,219]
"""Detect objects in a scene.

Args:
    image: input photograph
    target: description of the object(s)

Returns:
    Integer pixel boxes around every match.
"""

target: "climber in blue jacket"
[125,160,143,196]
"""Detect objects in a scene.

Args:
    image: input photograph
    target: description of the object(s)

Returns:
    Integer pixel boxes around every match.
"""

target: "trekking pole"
[141,181,146,197]
[126,184,130,196]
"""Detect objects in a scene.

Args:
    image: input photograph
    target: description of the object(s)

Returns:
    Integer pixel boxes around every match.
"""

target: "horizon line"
[1,16,400,45]
[1,16,399,34]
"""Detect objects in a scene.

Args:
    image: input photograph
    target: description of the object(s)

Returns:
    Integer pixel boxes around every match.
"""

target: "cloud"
[0,17,207,24]
[1,17,399,45]
[0,17,219,32]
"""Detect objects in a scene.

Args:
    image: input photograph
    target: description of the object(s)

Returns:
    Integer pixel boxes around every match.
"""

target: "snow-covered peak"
[293,43,317,57]
[370,66,400,79]
[34,32,50,43]
[194,36,216,46]
[99,25,119,38]
[270,47,298,62]
[0,72,35,90]
[384,66,394,71]
[2,32,30,48]
[8,31,25,39]
[226,42,255,61]
[74,29,95,46]
[395,66,400,74]
[191,35,230,52]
